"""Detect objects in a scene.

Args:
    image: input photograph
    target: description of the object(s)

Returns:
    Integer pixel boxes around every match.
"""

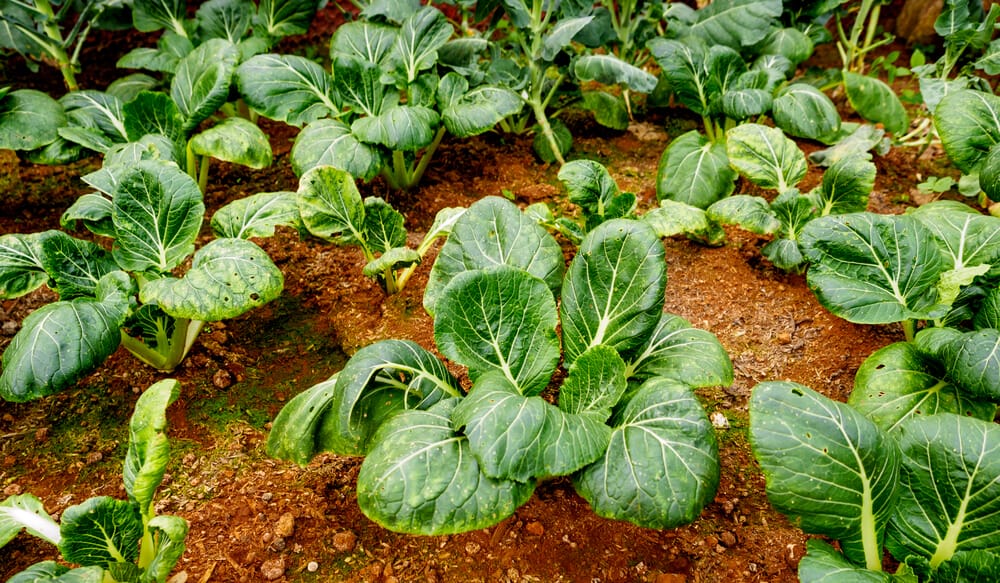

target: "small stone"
[3,483,22,496]
[275,512,295,538]
[2,413,13,423]
[710,412,729,429]
[464,542,481,555]
[655,574,686,583]
[776,331,792,345]
[2,320,18,336]
[85,451,103,464]
[720,531,737,547]
[306,562,319,573]
[269,537,286,552]
[261,492,273,502]
[213,369,233,389]
[35,427,50,442]
[333,530,357,552]
[525,521,545,536]
[260,557,285,581]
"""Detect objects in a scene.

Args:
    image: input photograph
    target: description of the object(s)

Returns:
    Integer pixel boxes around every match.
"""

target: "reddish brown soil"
[0,6,963,583]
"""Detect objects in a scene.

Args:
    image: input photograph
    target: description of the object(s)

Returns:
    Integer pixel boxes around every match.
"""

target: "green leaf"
[0,231,52,299]
[296,165,366,245]
[143,514,189,583]
[642,200,726,244]
[332,55,386,117]
[797,539,893,583]
[688,0,782,48]
[647,39,712,116]
[266,374,338,464]
[361,198,405,253]
[196,0,253,42]
[721,87,772,120]
[386,6,453,83]
[935,90,1000,174]
[656,130,736,209]
[850,342,995,433]
[0,493,61,547]
[435,266,559,396]
[123,91,185,145]
[579,91,629,131]
[574,378,719,529]
[541,16,593,61]
[235,54,337,126]
[440,80,523,137]
[799,213,948,324]
[886,414,1000,568]
[749,381,900,567]
[357,399,535,535]
[762,237,806,271]
[132,0,186,34]
[123,379,179,518]
[626,313,733,387]
[60,193,114,237]
[0,89,66,151]
[0,273,130,402]
[189,116,272,169]
[726,123,806,192]
[59,90,129,144]
[362,247,421,279]
[112,160,204,273]
[812,154,876,216]
[558,159,620,216]
[453,372,610,482]
[560,220,665,366]
[532,118,572,164]
[58,497,142,565]
[330,21,397,65]
[772,84,841,142]
[934,550,1000,582]
[290,118,385,179]
[909,200,1000,271]
[171,39,240,133]
[974,287,1000,330]
[573,55,658,93]
[808,124,888,167]
[844,72,908,135]
[424,197,564,316]
[559,345,628,418]
[211,190,301,239]
[706,195,781,235]
[6,563,104,583]
[760,27,814,65]
[941,329,1000,401]
[254,0,318,39]
[140,238,283,321]
[39,232,118,300]
[351,105,439,151]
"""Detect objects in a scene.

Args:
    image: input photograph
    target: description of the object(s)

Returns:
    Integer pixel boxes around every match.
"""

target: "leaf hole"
[875,364,886,370]
[822,447,828,454]
[805,432,812,439]
[250,293,260,301]
[791,388,804,397]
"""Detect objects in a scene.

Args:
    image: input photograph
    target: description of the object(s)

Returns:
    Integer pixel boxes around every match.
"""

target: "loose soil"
[0,6,967,583]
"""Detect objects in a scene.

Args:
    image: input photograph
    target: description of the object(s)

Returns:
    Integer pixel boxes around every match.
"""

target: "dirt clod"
[259,557,285,581]
[306,561,319,573]
[525,521,545,536]
[1,320,16,335]
[274,512,295,538]
[333,530,357,552]
[213,369,234,389]
[34,427,49,442]
[3,483,22,496]
[85,451,103,464]
[655,574,687,583]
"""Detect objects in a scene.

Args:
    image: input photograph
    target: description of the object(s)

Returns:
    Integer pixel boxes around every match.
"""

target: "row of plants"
[1,0,1000,581]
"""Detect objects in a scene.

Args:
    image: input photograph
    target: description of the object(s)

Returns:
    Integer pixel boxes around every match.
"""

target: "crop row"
[1,1,1000,581]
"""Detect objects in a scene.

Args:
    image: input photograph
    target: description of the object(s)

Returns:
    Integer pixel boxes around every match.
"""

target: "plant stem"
[121,318,205,372]
[407,126,447,189]
[198,155,210,194]
[34,0,77,91]
[902,319,916,342]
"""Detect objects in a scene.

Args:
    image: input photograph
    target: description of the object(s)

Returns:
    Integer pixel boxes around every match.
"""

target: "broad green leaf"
[357,399,535,535]
[558,160,620,216]
[886,414,1000,568]
[656,130,736,209]
[39,232,118,300]
[762,237,806,272]
[706,196,781,235]
[974,287,1000,330]
[386,6,453,83]
[760,27,814,65]
[330,340,458,455]
[189,117,273,168]
[812,154,876,216]
[909,200,1000,270]
[559,345,627,419]
[140,238,283,321]
[941,329,1000,401]
[573,55,657,93]
[0,493,60,547]
[532,118,572,164]
[541,16,593,61]
[580,91,629,131]
[112,160,204,273]
[435,267,559,395]
[980,142,1000,201]
[267,374,338,464]
[361,197,405,253]
[296,165,366,245]
[688,0,781,48]
[440,82,523,137]
[726,123,806,192]
[647,39,712,116]
[771,188,818,241]
[144,514,189,583]
[749,381,900,566]
[171,39,240,133]
[58,497,142,565]
[934,90,1000,174]
[0,231,52,299]
[417,207,465,255]
[362,247,421,279]
[799,214,949,324]
[122,91,185,145]
[6,563,104,583]
[772,84,841,142]
[0,89,65,151]
[123,378,178,519]
[212,190,300,239]
[935,550,1000,582]
[424,197,565,315]
[117,45,184,75]
[626,313,733,387]
[642,200,726,245]
[254,0,318,39]
[330,21,397,65]
[798,539,893,583]
[0,273,131,402]
[132,0,186,34]
[196,0,253,42]
[352,105,439,151]
[850,342,995,433]
[844,72,908,135]
[560,220,665,365]
[453,372,610,482]
[332,55,386,117]
[290,118,385,179]
[721,88,772,120]
[808,124,888,167]
[235,54,337,126]
[59,90,129,144]
[574,378,719,529]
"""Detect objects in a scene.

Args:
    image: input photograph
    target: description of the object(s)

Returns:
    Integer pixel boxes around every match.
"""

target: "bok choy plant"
[236,5,523,189]
[267,196,733,534]
[0,379,189,582]
[0,158,283,402]
[935,88,1000,209]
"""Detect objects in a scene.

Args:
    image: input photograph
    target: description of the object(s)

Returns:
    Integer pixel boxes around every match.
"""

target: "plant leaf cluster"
[267,196,733,534]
